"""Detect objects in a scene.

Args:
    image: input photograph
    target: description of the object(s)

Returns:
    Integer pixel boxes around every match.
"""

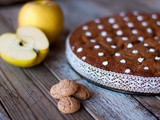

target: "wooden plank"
[133,96,160,119]
[0,63,62,120]
[57,0,156,31]
[0,5,94,120]
[133,0,160,11]
[0,56,94,120]
[0,103,10,120]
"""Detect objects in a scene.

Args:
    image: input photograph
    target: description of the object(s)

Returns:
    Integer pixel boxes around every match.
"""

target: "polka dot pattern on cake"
[85,31,92,37]
[70,12,160,77]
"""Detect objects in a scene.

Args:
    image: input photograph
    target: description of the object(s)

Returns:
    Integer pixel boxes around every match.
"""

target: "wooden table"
[0,0,160,120]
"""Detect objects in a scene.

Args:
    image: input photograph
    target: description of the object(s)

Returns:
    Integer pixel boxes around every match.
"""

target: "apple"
[18,1,64,44]
[0,27,49,67]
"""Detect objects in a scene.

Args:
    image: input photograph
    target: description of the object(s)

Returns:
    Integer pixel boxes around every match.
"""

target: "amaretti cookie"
[58,97,80,114]
[74,84,91,100]
[50,80,78,99]
[66,11,160,94]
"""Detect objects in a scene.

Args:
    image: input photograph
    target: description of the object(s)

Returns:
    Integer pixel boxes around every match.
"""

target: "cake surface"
[69,12,160,77]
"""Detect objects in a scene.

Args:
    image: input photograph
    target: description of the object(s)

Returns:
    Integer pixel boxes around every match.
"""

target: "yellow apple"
[18,1,64,44]
[0,27,49,67]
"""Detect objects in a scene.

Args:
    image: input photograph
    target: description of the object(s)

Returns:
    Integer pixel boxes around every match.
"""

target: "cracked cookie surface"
[50,80,78,99]
[74,84,91,100]
[58,97,80,114]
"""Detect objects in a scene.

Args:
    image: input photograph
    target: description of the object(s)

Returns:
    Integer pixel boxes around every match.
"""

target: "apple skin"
[18,1,64,44]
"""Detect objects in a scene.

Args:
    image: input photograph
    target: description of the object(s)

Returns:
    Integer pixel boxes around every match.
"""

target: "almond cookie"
[74,84,91,100]
[50,80,78,99]
[58,97,80,114]
[50,84,63,99]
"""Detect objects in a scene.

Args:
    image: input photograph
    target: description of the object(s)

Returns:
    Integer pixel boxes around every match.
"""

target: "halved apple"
[0,26,49,67]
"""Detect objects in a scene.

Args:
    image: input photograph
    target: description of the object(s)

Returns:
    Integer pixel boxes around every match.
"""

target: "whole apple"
[18,1,64,44]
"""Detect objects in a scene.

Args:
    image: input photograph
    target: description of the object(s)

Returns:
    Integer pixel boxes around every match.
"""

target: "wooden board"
[0,103,10,120]
[0,0,160,120]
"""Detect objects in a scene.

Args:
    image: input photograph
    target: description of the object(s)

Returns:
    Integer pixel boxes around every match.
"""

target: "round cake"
[66,11,160,94]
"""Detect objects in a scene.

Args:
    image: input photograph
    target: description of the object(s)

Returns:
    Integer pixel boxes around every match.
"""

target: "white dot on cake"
[146,28,153,33]
[94,18,100,23]
[151,14,158,19]
[90,39,96,43]
[94,45,100,49]
[106,37,112,42]
[155,56,160,60]
[138,58,144,63]
[144,66,149,70]
[119,11,126,17]
[154,36,158,40]
[116,30,123,36]
[85,31,92,37]
[132,29,138,34]
[120,59,126,63]
[113,24,119,29]
[111,45,117,49]
[127,43,133,48]
[149,48,155,52]
[132,50,138,54]
[77,47,83,52]
[125,69,131,73]
[138,36,144,42]
[97,25,104,29]
[122,37,128,41]
[127,22,134,27]
[123,17,129,21]
[144,43,149,47]
[157,21,160,26]
[102,61,108,66]
[115,52,121,57]
[98,52,104,56]
[142,21,148,26]
[101,31,107,37]
[108,18,115,24]
[81,56,86,61]
[137,15,143,21]
[133,11,139,16]
[82,25,88,30]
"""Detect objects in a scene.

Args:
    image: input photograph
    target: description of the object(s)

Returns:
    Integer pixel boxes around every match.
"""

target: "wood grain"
[0,54,94,120]
[0,103,10,120]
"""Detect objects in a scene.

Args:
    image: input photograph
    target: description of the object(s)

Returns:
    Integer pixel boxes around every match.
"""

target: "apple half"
[0,27,49,67]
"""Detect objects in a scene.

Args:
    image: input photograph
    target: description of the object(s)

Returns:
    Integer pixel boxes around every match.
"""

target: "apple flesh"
[0,27,49,67]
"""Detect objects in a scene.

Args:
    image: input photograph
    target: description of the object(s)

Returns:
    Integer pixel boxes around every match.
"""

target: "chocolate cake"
[66,11,160,94]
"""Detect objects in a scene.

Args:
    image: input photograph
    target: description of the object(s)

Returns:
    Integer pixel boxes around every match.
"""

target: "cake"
[66,11,160,94]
